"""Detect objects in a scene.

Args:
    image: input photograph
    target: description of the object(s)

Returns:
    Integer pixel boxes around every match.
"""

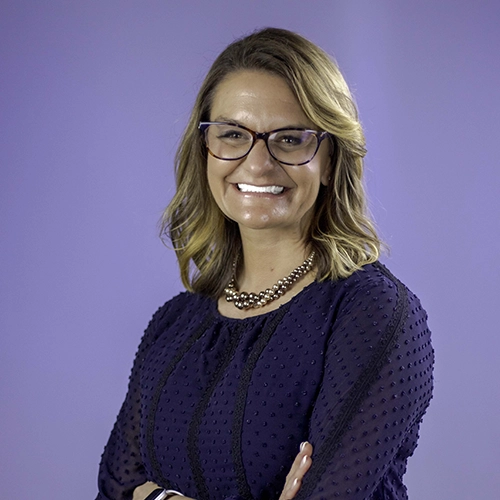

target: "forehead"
[209,70,314,130]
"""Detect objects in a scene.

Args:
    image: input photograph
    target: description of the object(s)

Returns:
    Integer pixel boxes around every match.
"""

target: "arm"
[132,443,314,500]
[97,302,174,500]
[296,267,434,499]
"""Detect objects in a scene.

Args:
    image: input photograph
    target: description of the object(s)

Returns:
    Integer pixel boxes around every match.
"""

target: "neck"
[218,230,316,319]
[235,231,312,292]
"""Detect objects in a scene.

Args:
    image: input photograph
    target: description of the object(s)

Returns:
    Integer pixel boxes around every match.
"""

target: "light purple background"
[1,1,499,498]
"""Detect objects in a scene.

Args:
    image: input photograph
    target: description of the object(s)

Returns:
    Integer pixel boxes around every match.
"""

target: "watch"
[144,488,184,500]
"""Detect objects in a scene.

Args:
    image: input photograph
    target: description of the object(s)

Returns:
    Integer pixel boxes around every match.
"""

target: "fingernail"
[293,478,299,487]
[300,441,308,451]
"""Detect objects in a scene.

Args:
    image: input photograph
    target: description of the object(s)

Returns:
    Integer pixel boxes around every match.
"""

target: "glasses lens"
[205,123,253,160]
[269,130,318,165]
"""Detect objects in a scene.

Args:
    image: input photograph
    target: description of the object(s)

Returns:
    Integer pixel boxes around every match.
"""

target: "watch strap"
[144,488,185,500]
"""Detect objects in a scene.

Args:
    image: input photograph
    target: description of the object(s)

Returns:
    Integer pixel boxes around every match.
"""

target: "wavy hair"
[160,27,382,298]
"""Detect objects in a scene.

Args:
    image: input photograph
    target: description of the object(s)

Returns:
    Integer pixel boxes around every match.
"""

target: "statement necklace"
[224,251,315,310]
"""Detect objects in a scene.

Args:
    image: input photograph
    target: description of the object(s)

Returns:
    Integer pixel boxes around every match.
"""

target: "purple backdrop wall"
[1,1,499,498]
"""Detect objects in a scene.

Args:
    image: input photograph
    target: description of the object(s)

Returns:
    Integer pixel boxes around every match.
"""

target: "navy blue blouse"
[97,263,434,500]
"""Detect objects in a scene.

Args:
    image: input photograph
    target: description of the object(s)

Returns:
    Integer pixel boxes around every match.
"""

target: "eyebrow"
[211,115,241,125]
[210,115,316,131]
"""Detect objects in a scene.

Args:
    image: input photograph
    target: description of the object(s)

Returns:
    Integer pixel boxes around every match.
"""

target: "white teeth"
[237,183,284,194]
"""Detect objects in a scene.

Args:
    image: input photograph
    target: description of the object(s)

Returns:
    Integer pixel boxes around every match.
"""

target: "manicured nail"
[293,478,299,487]
[300,441,308,451]
[301,455,308,466]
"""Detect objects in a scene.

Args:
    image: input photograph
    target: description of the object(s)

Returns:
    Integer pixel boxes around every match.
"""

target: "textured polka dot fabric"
[97,263,433,500]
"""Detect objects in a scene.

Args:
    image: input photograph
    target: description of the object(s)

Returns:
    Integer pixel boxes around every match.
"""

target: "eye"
[215,125,250,143]
[272,130,312,150]
[280,134,304,146]
[219,129,242,139]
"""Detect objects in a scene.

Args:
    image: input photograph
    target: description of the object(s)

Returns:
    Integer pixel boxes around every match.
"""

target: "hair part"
[160,27,382,298]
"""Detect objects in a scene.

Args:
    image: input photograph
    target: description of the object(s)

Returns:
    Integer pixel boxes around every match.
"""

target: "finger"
[280,442,314,499]
[300,441,313,460]
[287,442,311,477]
[282,460,311,500]
[282,477,300,500]
[289,441,313,478]
[295,452,312,482]
[290,455,312,491]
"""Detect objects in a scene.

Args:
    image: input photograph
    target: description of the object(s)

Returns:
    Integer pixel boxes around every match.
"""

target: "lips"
[237,183,285,194]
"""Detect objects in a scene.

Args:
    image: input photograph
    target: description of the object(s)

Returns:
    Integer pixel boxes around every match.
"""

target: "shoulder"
[142,291,212,345]
[337,261,407,295]
[313,261,415,309]
[309,262,430,345]
[130,292,213,367]
[314,262,433,387]
[148,291,211,327]
[339,263,432,361]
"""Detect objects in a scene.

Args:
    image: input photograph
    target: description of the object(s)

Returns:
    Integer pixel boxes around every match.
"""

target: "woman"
[97,28,434,500]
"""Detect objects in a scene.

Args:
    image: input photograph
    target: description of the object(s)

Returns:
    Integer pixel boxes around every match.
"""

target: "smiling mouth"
[237,183,285,194]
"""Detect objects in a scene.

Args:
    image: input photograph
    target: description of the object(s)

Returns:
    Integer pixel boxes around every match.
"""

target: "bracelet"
[144,488,185,500]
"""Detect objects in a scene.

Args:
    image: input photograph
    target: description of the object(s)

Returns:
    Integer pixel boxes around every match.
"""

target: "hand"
[279,441,313,500]
[133,482,160,500]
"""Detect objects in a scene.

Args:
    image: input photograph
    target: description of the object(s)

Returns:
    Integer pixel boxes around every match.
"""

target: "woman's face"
[206,70,331,240]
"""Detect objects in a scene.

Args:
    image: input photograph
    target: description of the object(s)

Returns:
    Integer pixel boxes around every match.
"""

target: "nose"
[243,137,277,173]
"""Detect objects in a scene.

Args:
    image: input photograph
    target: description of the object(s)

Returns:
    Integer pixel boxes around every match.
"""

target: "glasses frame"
[199,121,330,166]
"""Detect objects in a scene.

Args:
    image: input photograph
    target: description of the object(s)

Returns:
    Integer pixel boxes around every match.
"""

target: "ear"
[320,161,332,186]
[320,137,334,186]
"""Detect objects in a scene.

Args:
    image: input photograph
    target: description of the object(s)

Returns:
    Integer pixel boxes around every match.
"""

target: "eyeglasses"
[199,122,330,166]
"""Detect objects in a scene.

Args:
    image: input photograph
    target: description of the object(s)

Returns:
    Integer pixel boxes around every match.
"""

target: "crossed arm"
[132,442,314,500]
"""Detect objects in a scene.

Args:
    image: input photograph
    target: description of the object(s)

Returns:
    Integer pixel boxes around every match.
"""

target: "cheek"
[206,159,230,213]
[299,164,325,198]
[206,160,220,196]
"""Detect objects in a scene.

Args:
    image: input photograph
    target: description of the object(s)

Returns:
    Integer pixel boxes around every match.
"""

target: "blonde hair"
[160,27,382,298]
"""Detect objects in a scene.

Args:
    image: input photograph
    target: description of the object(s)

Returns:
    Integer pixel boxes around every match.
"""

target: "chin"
[237,218,276,230]
[237,216,299,233]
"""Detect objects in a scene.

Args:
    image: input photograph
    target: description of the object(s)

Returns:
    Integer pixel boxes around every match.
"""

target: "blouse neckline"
[209,279,319,323]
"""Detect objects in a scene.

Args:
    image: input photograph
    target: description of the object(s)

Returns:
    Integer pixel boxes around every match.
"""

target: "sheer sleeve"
[297,265,434,500]
[96,301,173,500]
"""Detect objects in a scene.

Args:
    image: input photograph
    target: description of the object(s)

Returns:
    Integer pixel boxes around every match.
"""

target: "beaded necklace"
[224,251,315,310]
